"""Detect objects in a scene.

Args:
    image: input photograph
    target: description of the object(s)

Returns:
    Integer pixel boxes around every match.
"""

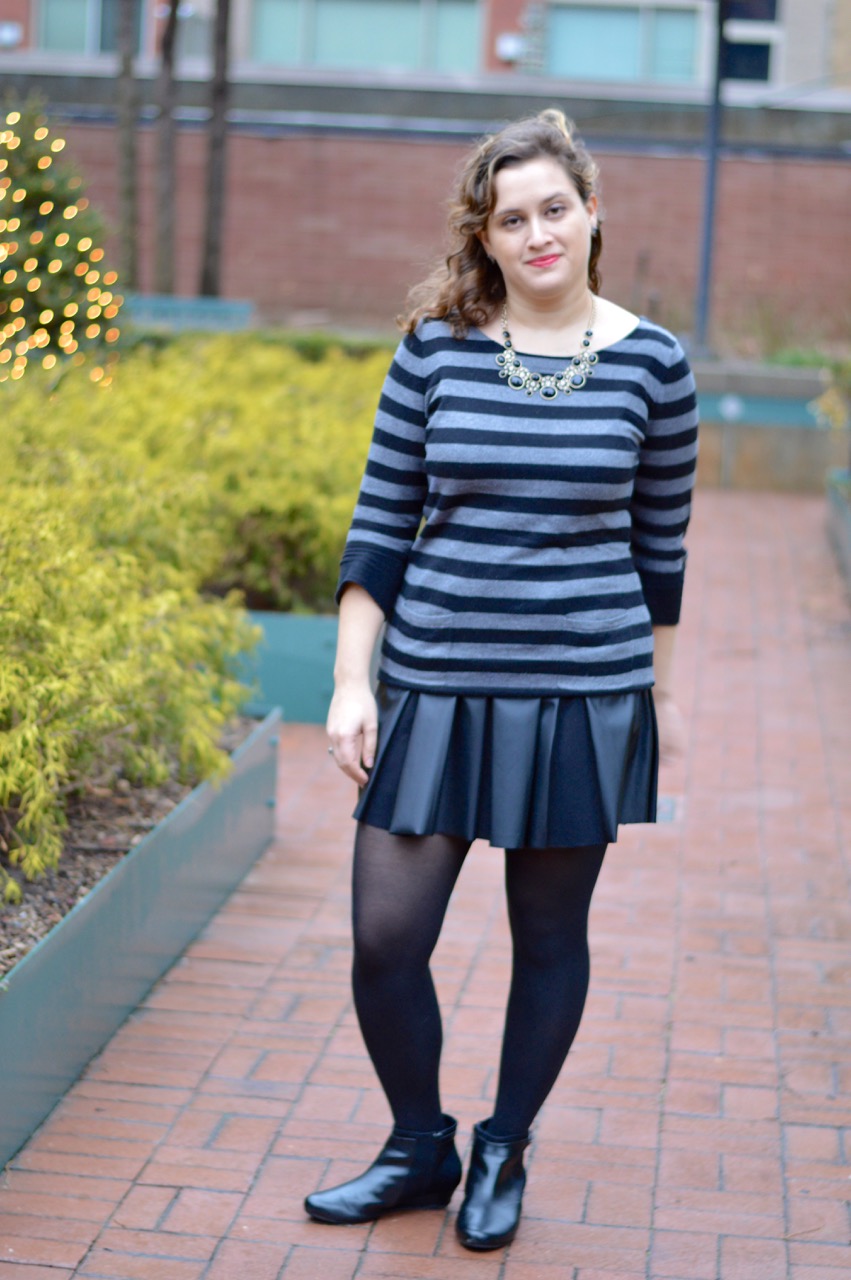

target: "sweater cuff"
[336,545,408,618]
[638,568,685,626]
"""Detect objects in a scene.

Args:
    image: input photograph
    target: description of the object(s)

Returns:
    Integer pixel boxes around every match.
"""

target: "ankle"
[456,1117,530,1251]
[394,1112,455,1139]
[479,1117,530,1144]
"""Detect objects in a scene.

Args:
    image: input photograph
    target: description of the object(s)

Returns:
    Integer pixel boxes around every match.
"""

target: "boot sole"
[457,1229,519,1251]
[305,1191,457,1225]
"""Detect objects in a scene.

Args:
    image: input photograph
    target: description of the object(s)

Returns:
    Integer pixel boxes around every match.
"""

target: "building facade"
[1,1,849,348]
[4,0,851,105]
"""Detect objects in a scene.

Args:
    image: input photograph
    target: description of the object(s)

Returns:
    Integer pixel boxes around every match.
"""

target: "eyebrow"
[493,191,571,217]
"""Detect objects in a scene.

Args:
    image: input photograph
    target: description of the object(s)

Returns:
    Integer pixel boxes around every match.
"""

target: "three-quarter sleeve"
[630,339,699,625]
[336,332,429,618]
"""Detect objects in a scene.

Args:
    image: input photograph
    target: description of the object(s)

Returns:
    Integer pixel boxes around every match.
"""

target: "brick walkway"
[1,490,850,1280]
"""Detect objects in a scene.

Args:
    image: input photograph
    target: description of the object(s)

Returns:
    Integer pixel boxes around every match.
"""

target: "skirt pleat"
[354,684,659,849]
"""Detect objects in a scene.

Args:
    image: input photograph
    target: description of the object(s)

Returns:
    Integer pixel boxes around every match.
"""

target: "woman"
[306,109,698,1251]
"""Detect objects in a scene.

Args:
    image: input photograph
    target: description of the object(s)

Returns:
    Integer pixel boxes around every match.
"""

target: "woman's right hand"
[326,681,378,785]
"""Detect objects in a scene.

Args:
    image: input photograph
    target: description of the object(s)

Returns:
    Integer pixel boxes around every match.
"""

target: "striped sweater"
[337,316,698,695]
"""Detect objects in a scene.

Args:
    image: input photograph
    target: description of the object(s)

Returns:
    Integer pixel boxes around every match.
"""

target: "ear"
[585,194,599,229]
[477,229,492,259]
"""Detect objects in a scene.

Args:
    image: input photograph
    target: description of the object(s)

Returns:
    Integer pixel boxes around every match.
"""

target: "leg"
[456,842,606,1251]
[305,821,470,1225]
[351,821,471,1131]
[488,844,606,1136]
[491,842,607,1136]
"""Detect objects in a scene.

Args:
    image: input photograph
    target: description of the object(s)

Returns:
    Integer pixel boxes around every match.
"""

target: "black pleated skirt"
[353,683,659,850]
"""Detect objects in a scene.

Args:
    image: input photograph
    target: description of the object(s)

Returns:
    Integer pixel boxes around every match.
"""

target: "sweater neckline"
[470,316,646,360]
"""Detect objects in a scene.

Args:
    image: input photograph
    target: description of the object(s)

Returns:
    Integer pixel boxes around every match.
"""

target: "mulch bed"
[0,718,258,979]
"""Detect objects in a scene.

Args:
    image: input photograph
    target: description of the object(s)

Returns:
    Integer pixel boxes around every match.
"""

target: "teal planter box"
[827,469,851,590]
[0,710,280,1169]
[243,612,338,724]
[123,292,255,332]
[692,363,848,493]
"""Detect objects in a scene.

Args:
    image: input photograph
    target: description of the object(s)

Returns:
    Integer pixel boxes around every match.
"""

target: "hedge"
[1,333,391,899]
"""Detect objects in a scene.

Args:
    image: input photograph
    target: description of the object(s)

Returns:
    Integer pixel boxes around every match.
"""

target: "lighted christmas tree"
[0,101,122,383]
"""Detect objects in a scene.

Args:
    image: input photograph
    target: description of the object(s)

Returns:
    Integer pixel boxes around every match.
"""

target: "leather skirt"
[353,683,659,850]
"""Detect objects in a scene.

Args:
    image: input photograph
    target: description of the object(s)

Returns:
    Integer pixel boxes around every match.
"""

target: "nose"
[526,215,552,248]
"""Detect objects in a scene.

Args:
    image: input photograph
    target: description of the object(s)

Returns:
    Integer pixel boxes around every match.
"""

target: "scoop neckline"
[471,316,646,359]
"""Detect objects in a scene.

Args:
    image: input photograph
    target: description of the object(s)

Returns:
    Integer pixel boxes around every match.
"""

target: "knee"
[353,921,420,980]
[511,919,589,970]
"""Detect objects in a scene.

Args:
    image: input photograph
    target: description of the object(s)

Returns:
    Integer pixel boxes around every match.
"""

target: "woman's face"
[479,156,597,308]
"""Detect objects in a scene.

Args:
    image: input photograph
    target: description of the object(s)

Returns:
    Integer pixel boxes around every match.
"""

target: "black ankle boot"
[304,1114,461,1225]
[456,1119,531,1250]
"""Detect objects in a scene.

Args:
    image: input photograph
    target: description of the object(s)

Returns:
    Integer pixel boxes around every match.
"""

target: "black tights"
[351,822,606,1138]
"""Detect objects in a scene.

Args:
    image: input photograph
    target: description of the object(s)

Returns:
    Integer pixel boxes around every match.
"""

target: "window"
[35,0,213,58]
[548,7,641,81]
[175,0,214,60]
[39,0,144,55]
[249,0,480,74]
[722,40,771,80]
[40,0,89,52]
[722,0,779,83]
[726,0,777,18]
[546,3,700,85]
[252,0,301,64]
[650,9,697,82]
[434,0,480,74]
[99,0,144,53]
[314,0,421,72]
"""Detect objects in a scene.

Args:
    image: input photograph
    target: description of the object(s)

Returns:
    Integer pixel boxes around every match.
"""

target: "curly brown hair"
[401,108,602,338]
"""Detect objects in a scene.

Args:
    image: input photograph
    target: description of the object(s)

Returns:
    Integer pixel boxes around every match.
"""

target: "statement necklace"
[496,300,598,400]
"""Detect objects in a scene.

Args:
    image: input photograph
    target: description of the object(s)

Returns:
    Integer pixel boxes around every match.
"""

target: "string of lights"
[0,105,123,384]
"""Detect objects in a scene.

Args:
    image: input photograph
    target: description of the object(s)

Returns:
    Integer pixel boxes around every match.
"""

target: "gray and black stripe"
[338,317,698,696]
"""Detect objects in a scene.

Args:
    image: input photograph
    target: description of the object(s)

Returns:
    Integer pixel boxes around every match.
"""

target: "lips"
[527,254,560,268]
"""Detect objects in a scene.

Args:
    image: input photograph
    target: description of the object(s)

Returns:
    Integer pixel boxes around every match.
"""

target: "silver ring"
[327,746,334,755]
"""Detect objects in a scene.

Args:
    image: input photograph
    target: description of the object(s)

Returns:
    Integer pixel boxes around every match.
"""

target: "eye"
[546,203,566,216]
[501,214,522,229]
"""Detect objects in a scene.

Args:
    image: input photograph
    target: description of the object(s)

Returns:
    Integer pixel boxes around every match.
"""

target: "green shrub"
[0,489,255,901]
[1,333,389,899]
[4,333,390,610]
[809,358,851,473]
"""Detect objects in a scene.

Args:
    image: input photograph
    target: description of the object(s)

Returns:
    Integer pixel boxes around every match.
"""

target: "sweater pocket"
[395,593,457,622]
[389,594,458,644]
[565,607,632,634]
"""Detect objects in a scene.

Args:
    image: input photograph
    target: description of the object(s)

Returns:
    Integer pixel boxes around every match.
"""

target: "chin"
[528,279,571,300]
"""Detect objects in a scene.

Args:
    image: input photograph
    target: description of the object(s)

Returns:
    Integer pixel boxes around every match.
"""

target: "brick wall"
[1,0,31,47]
[60,121,851,351]
[483,0,526,73]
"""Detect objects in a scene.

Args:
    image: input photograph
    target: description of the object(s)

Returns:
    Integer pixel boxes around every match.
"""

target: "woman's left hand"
[654,691,686,765]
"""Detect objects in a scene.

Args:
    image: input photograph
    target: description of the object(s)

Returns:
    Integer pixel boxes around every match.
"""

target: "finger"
[334,734,369,786]
[342,760,370,785]
[660,734,683,765]
[362,717,378,770]
[339,750,369,785]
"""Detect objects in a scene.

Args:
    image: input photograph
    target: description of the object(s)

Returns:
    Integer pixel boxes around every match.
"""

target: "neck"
[503,286,593,333]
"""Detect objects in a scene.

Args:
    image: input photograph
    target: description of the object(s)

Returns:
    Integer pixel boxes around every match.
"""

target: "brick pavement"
[1,490,850,1280]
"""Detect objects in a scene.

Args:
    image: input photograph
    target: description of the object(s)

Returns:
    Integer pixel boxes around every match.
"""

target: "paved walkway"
[1,490,850,1280]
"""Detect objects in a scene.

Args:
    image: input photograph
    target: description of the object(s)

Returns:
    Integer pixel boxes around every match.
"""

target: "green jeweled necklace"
[496,300,598,400]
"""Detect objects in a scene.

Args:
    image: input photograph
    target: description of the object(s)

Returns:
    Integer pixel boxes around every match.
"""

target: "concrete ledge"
[690,364,846,491]
[0,710,280,1169]
[7,69,851,150]
[697,420,848,492]
[827,470,851,590]
[693,361,827,399]
[242,612,337,724]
